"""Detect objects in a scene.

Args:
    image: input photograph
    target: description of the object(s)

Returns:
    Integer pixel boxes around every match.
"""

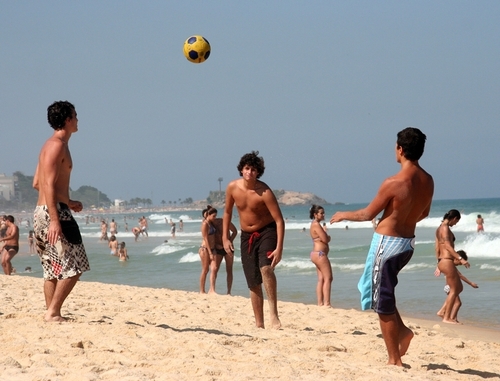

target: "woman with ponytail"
[198,206,217,293]
[309,205,333,306]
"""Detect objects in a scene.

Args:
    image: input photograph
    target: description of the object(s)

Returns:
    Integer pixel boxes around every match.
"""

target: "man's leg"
[249,284,265,328]
[261,265,281,329]
[1,249,15,275]
[225,254,234,295]
[44,274,81,322]
[1,249,8,274]
[378,308,413,366]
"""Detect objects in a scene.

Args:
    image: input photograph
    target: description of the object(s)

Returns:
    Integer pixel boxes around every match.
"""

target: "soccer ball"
[183,35,211,64]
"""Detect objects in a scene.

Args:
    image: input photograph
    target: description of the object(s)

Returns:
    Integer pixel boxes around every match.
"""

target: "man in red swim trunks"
[223,151,285,329]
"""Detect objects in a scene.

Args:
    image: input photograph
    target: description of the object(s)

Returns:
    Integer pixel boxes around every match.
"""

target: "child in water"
[118,242,129,262]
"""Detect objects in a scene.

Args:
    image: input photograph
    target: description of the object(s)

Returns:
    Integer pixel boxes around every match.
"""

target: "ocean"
[12,198,500,330]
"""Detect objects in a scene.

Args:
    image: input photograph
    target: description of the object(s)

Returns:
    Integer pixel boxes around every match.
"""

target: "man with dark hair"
[0,215,19,275]
[33,100,90,322]
[223,151,284,329]
[330,127,434,366]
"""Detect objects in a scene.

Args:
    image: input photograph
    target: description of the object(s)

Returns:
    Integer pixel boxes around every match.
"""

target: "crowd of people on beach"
[0,100,489,368]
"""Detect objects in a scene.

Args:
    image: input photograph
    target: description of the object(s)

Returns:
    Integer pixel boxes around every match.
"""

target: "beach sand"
[1,275,499,381]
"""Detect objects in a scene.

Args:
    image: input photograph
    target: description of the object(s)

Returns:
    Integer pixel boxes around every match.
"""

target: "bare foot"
[399,328,414,356]
[270,316,281,330]
[45,314,66,322]
[442,319,461,325]
[386,360,404,367]
[208,290,218,295]
[436,310,444,317]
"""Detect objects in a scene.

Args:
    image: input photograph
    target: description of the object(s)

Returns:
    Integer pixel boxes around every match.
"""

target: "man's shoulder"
[256,179,270,189]
[39,136,68,160]
[227,178,242,189]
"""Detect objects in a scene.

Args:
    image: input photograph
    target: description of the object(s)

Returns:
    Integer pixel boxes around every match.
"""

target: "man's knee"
[250,284,263,296]
[260,265,274,276]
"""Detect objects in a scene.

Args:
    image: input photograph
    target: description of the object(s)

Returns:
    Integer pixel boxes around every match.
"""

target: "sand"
[1,275,499,381]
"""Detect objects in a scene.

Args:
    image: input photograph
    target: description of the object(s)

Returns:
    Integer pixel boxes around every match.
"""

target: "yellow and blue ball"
[183,35,211,64]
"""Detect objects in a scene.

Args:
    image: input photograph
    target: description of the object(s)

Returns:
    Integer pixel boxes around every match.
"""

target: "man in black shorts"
[223,151,285,329]
[0,215,19,275]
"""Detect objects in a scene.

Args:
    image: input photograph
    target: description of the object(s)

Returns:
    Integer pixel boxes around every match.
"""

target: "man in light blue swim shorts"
[330,127,434,367]
[358,233,415,314]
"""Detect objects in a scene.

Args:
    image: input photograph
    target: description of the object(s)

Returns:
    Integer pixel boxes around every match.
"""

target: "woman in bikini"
[435,209,470,324]
[309,205,333,306]
[198,205,217,294]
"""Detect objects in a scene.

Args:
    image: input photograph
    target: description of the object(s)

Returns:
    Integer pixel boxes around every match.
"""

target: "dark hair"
[237,151,265,179]
[110,235,116,241]
[206,205,217,216]
[477,214,482,218]
[309,204,324,219]
[47,101,75,130]
[397,127,427,161]
[120,242,126,248]
[456,250,468,261]
[443,209,461,221]
[5,215,14,223]
[202,205,217,218]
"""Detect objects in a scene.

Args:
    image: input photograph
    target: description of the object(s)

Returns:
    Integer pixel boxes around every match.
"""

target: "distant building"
[0,174,16,201]
[113,199,125,211]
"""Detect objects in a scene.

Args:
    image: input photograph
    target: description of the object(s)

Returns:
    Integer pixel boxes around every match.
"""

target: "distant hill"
[273,190,329,206]
[203,189,329,208]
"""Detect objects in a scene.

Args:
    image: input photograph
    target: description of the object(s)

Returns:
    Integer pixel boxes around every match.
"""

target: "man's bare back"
[374,163,433,238]
[330,150,433,237]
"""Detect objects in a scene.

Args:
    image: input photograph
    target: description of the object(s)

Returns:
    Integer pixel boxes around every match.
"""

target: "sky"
[1,1,499,206]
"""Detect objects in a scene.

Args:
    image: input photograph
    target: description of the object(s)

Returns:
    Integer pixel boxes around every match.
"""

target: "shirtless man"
[33,101,90,322]
[139,216,148,237]
[330,128,434,366]
[0,215,19,275]
[109,219,117,236]
[223,151,285,329]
